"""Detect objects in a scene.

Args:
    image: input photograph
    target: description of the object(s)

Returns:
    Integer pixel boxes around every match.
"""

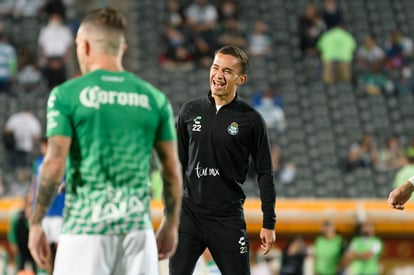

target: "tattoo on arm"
[155,142,182,221]
[30,176,61,225]
[162,179,177,218]
[30,137,69,225]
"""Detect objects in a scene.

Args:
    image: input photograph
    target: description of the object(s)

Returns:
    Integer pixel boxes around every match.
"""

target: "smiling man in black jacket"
[171,45,276,275]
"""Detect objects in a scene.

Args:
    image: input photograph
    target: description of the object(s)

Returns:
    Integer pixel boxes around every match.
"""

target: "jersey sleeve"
[155,97,177,142]
[46,87,73,138]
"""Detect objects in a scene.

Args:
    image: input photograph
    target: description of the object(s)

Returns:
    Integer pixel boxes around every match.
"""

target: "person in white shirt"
[357,35,385,73]
[38,12,73,89]
[4,107,41,170]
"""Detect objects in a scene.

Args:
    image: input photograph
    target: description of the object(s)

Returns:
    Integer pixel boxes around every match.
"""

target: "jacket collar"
[207,91,239,106]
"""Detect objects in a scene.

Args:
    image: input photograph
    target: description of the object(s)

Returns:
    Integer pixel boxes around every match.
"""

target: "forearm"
[355,251,373,260]
[30,160,65,225]
[402,180,414,193]
[156,141,183,226]
[162,169,182,226]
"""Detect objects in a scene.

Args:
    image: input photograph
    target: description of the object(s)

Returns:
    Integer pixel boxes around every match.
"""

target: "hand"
[28,224,50,269]
[260,228,276,255]
[388,181,414,210]
[155,218,179,260]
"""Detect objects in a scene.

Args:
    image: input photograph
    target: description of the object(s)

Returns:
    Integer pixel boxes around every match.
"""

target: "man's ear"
[84,40,91,56]
[238,74,247,85]
[122,43,128,54]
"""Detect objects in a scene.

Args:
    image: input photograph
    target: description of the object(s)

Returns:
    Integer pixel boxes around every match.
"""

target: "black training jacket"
[177,92,276,229]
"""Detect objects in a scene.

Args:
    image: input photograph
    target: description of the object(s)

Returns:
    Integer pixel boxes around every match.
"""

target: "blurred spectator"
[13,0,45,18]
[252,84,283,109]
[384,30,413,70]
[0,0,14,18]
[254,87,286,135]
[184,0,218,48]
[392,146,414,202]
[322,0,343,29]
[0,24,17,95]
[279,161,296,184]
[3,105,41,174]
[357,35,385,73]
[358,71,390,96]
[280,236,308,275]
[356,34,388,95]
[216,18,247,51]
[376,136,406,172]
[38,12,73,90]
[247,20,272,58]
[165,0,185,29]
[217,0,240,23]
[346,133,378,172]
[271,145,296,184]
[317,24,356,85]
[398,30,414,62]
[7,193,37,274]
[314,220,347,275]
[41,0,66,20]
[342,222,383,275]
[395,66,414,96]
[192,36,214,68]
[16,48,42,93]
[252,249,280,275]
[298,3,326,57]
[158,25,194,71]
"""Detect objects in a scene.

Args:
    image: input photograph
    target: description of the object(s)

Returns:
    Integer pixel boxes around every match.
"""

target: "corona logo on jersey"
[79,85,151,110]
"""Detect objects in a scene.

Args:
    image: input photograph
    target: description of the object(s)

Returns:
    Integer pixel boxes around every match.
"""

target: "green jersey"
[349,236,382,275]
[314,235,345,275]
[46,69,176,235]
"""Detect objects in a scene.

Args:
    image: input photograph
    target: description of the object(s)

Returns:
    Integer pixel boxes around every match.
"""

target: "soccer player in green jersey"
[28,7,182,275]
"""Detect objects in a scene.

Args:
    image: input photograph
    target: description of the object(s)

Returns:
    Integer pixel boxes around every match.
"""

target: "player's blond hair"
[81,6,126,55]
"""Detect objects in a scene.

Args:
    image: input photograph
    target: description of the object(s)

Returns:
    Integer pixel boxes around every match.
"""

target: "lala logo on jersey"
[91,187,146,223]
[227,122,239,135]
[192,116,202,132]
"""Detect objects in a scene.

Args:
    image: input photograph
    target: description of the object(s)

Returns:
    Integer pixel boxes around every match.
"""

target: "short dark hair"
[215,45,249,75]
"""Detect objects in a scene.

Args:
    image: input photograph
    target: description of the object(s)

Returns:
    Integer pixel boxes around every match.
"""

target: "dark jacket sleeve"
[176,106,189,176]
[250,115,276,229]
